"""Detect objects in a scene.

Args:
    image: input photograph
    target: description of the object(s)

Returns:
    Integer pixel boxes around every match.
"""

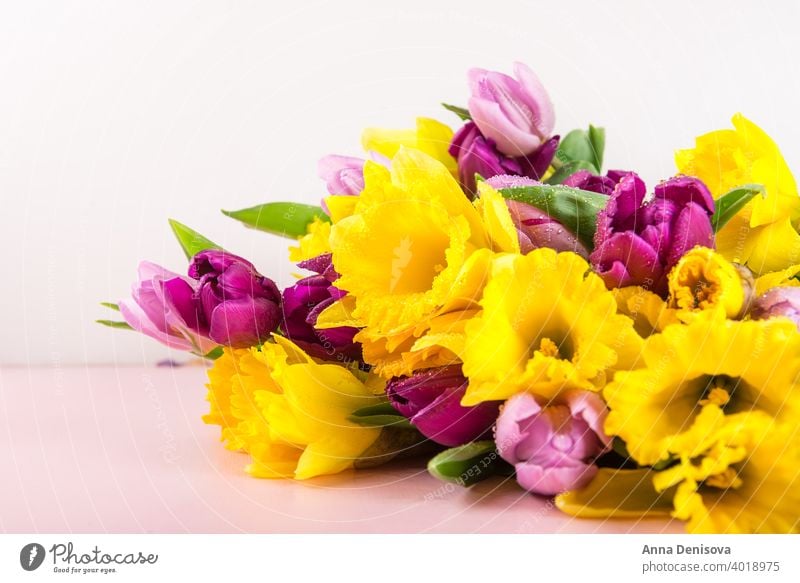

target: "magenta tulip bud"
[317,155,365,196]
[563,169,632,195]
[751,287,800,330]
[184,250,281,348]
[386,365,501,447]
[496,390,611,496]
[282,254,362,363]
[590,174,715,295]
[119,262,218,354]
[467,62,555,157]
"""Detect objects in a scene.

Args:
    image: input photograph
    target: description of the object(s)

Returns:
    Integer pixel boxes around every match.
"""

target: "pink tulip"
[467,62,555,157]
[496,390,611,496]
[119,261,217,354]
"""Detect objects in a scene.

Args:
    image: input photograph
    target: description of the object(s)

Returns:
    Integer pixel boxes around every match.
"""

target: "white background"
[2,0,799,365]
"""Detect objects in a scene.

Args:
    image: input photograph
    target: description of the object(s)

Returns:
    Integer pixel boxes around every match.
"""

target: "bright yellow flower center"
[667,246,748,319]
[461,248,643,405]
[605,313,800,466]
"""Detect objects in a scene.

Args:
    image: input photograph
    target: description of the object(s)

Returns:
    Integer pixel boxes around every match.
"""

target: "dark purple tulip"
[751,287,800,331]
[168,250,282,348]
[563,169,632,195]
[590,174,715,295]
[281,254,362,363]
[386,365,501,447]
[449,121,558,194]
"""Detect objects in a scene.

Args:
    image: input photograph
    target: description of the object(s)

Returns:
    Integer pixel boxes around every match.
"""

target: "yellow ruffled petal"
[288,218,332,263]
[362,117,457,175]
[462,249,642,405]
[743,217,800,275]
[324,195,359,223]
[474,181,520,253]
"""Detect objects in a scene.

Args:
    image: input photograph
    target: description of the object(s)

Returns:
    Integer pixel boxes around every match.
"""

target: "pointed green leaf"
[201,346,224,360]
[427,440,512,487]
[588,125,605,170]
[96,319,134,330]
[168,219,221,259]
[222,202,330,239]
[100,302,120,312]
[348,402,413,429]
[555,126,605,174]
[499,184,608,249]
[441,103,472,121]
[711,184,766,232]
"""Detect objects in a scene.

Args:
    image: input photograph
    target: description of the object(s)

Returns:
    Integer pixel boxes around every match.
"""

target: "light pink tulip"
[496,390,611,496]
[119,261,217,354]
[467,62,555,157]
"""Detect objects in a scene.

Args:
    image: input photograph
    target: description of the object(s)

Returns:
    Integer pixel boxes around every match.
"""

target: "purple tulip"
[563,169,631,195]
[751,287,800,330]
[386,365,501,447]
[496,390,611,496]
[282,253,362,363]
[171,250,281,348]
[449,121,558,194]
[467,62,555,157]
[590,174,715,295]
[318,155,365,196]
[119,262,218,354]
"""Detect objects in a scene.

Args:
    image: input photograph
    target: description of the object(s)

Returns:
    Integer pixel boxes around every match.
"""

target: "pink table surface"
[0,365,682,534]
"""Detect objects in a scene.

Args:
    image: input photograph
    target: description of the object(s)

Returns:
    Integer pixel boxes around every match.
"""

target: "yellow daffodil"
[557,417,800,533]
[675,114,800,274]
[653,418,800,533]
[461,248,643,405]
[204,336,382,479]
[667,246,753,320]
[613,286,678,338]
[329,149,511,336]
[362,117,457,176]
[605,312,800,466]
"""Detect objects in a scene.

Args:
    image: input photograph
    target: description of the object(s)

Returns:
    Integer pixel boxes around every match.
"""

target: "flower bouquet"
[101,62,800,534]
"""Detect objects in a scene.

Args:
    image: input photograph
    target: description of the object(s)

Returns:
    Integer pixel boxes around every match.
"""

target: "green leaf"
[168,219,221,260]
[555,126,605,174]
[545,160,598,185]
[348,402,413,429]
[96,319,134,330]
[100,302,120,312]
[711,184,765,232]
[201,346,224,360]
[441,103,471,121]
[588,125,605,170]
[222,202,330,239]
[427,440,512,487]
[499,184,608,249]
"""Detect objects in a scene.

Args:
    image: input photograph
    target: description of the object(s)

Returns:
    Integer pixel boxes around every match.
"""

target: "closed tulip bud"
[496,390,611,496]
[386,365,501,447]
[183,250,281,348]
[751,287,800,330]
[590,174,715,295]
[119,261,218,354]
[317,155,365,196]
[467,62,555,157]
